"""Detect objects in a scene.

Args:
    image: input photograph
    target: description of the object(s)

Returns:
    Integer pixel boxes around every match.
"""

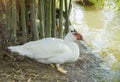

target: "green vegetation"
[0,0,71,47]
[89,0,120,10]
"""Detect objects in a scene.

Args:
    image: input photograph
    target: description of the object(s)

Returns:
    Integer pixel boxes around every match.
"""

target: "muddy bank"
[0,41,114,82]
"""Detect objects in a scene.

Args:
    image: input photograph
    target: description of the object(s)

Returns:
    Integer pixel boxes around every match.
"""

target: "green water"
[70,0,120,81]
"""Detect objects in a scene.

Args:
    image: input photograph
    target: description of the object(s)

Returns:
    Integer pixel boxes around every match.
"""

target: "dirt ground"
[0,41,112,82]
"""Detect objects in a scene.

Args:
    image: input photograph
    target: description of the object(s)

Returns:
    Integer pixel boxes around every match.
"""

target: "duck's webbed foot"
[49,64,67,74]
[49,64,55,68]
[56,64,67,74]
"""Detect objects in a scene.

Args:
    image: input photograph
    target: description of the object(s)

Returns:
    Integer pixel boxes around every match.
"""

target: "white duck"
[8,30,83,73]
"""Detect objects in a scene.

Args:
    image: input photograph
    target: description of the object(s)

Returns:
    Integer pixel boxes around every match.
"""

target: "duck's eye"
[73,29,76,32]
[71,29,76,32]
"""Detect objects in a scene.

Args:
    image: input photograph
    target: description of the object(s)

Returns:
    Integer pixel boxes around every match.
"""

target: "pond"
[70,0,120,81]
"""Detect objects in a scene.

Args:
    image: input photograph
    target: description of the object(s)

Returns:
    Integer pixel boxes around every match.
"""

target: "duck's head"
[64,29,83,42]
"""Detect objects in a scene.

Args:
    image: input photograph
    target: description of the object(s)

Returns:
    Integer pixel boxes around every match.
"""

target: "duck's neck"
[64,35,75,42]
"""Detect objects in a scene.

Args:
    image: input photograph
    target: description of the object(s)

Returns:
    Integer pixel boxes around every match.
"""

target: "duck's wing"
[23,38,71,59]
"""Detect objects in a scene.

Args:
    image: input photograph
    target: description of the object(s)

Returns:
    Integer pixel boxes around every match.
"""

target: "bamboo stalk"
[58,0,63,38]
[68,0,72,17]
[30,0,39,40]
[51,0,56,37]
[20,0,27,42]
[64,0,69,34]
[3,0,11,46]
[38,0,45,38]
[11,0,17,41]
[44,0,51,37]
[5,0,11,30]
[0,0,2,48]
[0,1,2,24]
[25,0,31,35]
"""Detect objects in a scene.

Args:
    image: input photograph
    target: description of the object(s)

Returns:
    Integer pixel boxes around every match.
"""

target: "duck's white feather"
[8,32,81,64]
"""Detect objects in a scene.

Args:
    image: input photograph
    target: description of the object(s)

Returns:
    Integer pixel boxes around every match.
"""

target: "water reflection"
[70,0,120,71]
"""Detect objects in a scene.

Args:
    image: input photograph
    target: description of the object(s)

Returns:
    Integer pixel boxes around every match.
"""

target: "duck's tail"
[8,46,30,56]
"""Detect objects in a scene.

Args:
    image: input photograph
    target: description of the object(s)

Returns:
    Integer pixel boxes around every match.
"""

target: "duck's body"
[9,38,79,64]
[8,31,83,73]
